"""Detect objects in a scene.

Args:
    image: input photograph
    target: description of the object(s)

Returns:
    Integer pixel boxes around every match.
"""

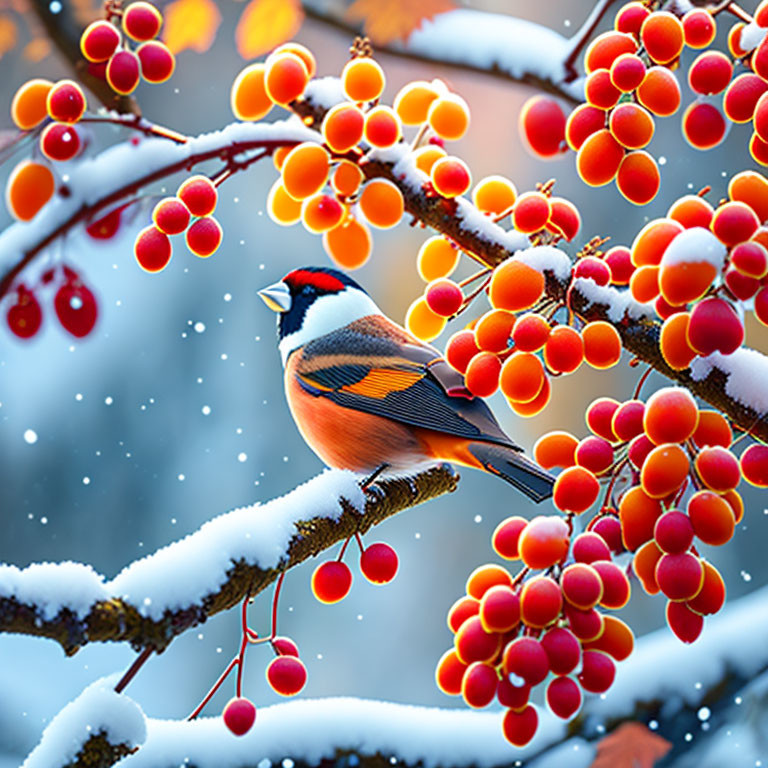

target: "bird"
[258,266,554,502]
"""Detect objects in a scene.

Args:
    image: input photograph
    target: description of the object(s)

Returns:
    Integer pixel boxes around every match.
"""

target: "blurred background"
[0,0,767,763]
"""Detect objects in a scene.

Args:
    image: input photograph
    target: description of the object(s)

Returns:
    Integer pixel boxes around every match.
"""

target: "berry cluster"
[133,175,222,271]
[439,386,767,746]
[520,2,768,201]
[80,1,174,96]
[6,266,98,339]
[405,245,623,417]
[311,538,399,604]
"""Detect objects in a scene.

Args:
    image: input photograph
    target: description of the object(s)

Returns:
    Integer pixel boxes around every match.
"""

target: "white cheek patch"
[279,288,382,365]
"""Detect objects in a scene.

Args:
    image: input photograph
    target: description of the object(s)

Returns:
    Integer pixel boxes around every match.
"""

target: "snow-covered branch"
[302,2,588,104]
[0,466,458,655]
[24,585,768,768]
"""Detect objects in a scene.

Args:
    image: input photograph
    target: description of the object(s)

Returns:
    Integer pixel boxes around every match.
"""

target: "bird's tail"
[468,442,554,503]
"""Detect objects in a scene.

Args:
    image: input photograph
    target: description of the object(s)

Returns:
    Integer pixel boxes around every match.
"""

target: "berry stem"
[79,115,189,144]
[633,365,654,400]
[114,646,153,694]
[187,655,240,720]
[562,0,620,81]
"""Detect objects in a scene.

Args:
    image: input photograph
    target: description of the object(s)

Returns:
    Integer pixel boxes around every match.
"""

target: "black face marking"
[276,267,367,342]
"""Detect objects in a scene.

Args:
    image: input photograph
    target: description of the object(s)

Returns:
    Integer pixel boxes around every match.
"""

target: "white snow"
[660,227,726,270]
[118,698,568,768]
[0,562,108,620]
[22,677,146,768]
[0,471,365,622]
[739,21,766,52]
[454,198,530,253]
[690,348,768,414]
[571,277,655,323]
[108,469,365,619]
[303,77,347,109]
[0,119,319,276]
[393,10,583,102]
[515,245,573,281]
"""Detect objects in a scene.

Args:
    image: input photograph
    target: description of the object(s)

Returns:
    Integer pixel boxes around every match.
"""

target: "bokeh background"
[1,0,767,764]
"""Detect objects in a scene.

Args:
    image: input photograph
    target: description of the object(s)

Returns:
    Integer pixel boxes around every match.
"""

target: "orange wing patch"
[342,368,423,398]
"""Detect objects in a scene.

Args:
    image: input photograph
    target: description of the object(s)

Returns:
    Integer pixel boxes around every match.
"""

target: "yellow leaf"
[347,0,454,46]
[162,0,222,55]
[23,37,51,62]
[0,15,18,58]
[235,0,303,60]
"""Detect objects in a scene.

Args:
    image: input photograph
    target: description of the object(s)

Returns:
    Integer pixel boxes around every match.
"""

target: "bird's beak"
[258,281,291,313]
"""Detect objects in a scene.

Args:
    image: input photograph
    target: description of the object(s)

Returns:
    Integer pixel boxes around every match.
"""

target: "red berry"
[186,217,223,258]
[54,277,98,337]
[123,1,163,41]
[266,655,307,696]
[6,285,42,339]
[311,561,352,603]
[134,225,172,273]
[106,50,141,95]
[80,20,121,63]
[546,676,582,720]
[40,122,81,162]
[272,636,299,657]
[425,279,463,317]
[578,649,615,693]
[47,80,86,123]
[223,697,256,736]
[178,175,218,216]
[502,704,538,747]
[360,542,398,584]
[153,197,191,235]
[137,40,175,84]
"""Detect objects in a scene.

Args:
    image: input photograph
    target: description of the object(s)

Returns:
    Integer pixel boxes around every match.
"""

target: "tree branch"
[0,466,458,655]
[302,3,585,104]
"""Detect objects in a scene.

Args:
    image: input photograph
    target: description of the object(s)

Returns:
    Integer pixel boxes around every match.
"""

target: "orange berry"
[417,236,460,281]
[435,649,467,696]
[321,102,365,153]
[667,194,714,229]
[475,309,515,353]
[686,560,725,615]
[576,129,624,186]
[619,485,662,550]
[454,615,502,665]
[512,313,551,352]
[585,69,621,110]
[231,63,272,121]
[405,297,445,342]
[533,431,578,470]
[359,179,404,228]
[507,375,551,417]
[272,42,316,78]
[640,442,689,498]
[11,79,53,130]
[412,145,447,175]
[445,330,480,374]
[301,194,344,234]
[479,585,520,634]
[616,151,660,206]
[472,175,516,216]
[609,103,654,149]
[641,11,684,64]
[659,312,696,371]
[728,170,768,223]
[272,146,291,171]
[520,576,562,628]
[694,445,740,493]
[692,410,732,449]
[584,615,634,661]
[633,540,662,594]
[582,321,622,369]
[5,160,55,221]
[331,160,364,197]
[281,143,329,201]
[264,52,308,105]
[637,66,681,116]
[631,218,683,266]
[547,197,582,241]
[489,259,544,311]
[585,30,638,73]
[431,156,471,198]
[393,80,439,124]
[553,465,600,514]
[518,516,569,569]
[428,94,470,141]
[267,180,302,226]
[466,563,512,600]
[500,352,545,403]
[341,57,385,102]
[629,264,660,302]
[644,386,699,445]
[322,215,372,269]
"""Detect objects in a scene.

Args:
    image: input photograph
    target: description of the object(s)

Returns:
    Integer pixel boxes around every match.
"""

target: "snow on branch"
[22,677,146,768]
[0,466,458,655]
[302,2,587,104]
[29,585,768,768]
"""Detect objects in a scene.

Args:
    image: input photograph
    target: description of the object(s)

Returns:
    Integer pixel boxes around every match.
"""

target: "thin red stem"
[114,646,153,694]
[188,655,239,720]
[78,114,189,144]
[337,536,353,561]
[633,365,653,400]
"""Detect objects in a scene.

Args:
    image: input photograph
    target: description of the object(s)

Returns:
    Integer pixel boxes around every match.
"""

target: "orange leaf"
[591,722,672,768]
[0,15,18,58]
[346,0,454,46]
[162,0,222,55]
[235,0,303,60]
[23,37,51,62]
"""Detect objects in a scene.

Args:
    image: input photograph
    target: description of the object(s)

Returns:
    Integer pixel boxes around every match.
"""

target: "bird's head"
[258,266,381,364]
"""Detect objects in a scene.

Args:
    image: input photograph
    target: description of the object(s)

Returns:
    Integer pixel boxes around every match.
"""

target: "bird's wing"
[292,316,521,450]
